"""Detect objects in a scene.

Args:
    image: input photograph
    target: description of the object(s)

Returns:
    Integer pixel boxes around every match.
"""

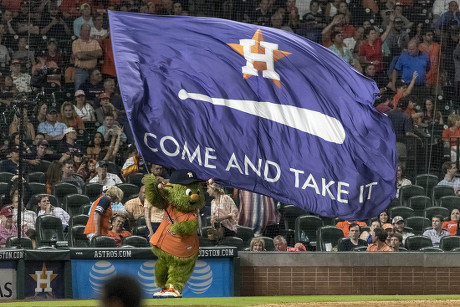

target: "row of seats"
[398,185,456,208]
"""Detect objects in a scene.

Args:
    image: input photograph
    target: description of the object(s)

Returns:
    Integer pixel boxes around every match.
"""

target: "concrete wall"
[238,252,460,295]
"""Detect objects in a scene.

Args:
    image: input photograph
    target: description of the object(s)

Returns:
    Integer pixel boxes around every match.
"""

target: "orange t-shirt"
[392,92,404,109]
[419,43,440,87]
[84,196,113,235]
[366,243,392,251]
[442,221,458,236]
[443,127,460,147]
[336,221,367,237]
[150,204,199,258]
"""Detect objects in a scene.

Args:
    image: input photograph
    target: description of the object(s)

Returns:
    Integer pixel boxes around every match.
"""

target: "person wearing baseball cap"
[1,146,21,174]
[74,89,96,122]
[392,215,414,245]
[10,58,32,92]
[73,2,93,38]
[89,160,123,188]
[37,107,67,141]
[57,126,83,156]
[0,206,22,247]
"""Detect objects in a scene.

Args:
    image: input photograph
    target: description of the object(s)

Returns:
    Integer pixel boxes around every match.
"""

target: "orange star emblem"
[29,262,58,296]
[228,29,291,88]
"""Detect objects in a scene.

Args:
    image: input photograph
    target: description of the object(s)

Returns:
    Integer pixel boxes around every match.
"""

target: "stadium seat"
[32,160,51,173]
[438,196,460,213]
[389,206,415,220]
[316,226,344,251]
[52,182,78,204]
[439,236,460,251]
[35,215,65,247]
[294,215,323,247]
[399,185,425,206]
[408,196,432,215]
[127,173,145,187]
[451,247,460,252]
[199,236,215,247]
[280,205,307,245]
[0,172,13,182]
[415,174,439,197]
[85,183,103,202]
[0,182,9,197]
[63,194,91,216]
[352,246,367,252]
[69,214,89,228]
[432,186,455,206]
[27,171,45,183]
[405,216,431,235]
[424,206,450,220]
[132,225,147,237]
[105,161,118,175]
[218,236,245,250]
[68,225,89,247]
[405,235,432,250]
[116,183,139,203]
[121,235,149,247]
[90,235,117,248]
[29,182,46,196]
[418,247,444,252]
[6,237,33,249]
[235,225,254,247]
[387,198,401,210]
[80,204,92,215]
[259,236,275,251]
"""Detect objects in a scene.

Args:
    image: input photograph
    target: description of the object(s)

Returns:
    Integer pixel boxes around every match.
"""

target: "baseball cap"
[382,223,394,230]
[96,160,108,168]
[169,169,201,185]
[64,127,76,135]
[11,59,20,64]
[75,90,86,97]
[80,3,90,10]
[392,216,404,224]
[37,139,49,147]
[47,108,57,114]
[99,92,110,99]
[0,206,13,217]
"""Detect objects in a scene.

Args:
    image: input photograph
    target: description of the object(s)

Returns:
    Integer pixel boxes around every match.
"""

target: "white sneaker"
[161,285,182,298]
[153,288,167,298]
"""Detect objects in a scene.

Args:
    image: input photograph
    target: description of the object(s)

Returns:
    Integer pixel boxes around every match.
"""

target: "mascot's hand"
[170,220,199,236]
[143,174,168,209]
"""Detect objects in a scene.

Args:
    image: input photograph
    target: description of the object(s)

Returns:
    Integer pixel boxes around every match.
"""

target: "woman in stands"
[442,208,460,235]
[421,97,443,127]
[8,132,32,154]
[31,102,47,131]
[442,114,460,162]
[207,182,239,238]
[9,111,35,141]
[107,215,132,247]
[378,210,390,225]
[86,132,108,160]
[396,163,412,198]
[45,161,63,194]
[58,101,85,130]
[74,90,96,122]
[250,237,265,251]
[0,75,17,106]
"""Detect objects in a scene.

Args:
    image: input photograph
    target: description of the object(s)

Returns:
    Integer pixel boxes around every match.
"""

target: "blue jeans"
[74,67,89,91]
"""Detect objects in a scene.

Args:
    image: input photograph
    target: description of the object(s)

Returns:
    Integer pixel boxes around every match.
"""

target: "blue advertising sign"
[71,258,233,298]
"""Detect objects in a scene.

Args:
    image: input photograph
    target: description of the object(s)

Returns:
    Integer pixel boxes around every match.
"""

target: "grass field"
[0,295,460,307]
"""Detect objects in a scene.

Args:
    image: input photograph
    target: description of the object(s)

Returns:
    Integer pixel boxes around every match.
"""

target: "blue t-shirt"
[95,196,111,214]
[395,51,430,86]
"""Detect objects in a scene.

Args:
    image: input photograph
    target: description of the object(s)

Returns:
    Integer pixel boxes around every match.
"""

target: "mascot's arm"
[170,220,199,236]
[143,174,168,209]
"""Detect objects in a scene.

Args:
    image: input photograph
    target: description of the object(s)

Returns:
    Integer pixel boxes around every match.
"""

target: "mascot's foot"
[153,288,167,298]
[162,285,182,298]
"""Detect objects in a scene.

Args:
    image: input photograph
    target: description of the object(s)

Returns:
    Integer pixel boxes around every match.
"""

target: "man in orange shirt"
[366,227,393,251]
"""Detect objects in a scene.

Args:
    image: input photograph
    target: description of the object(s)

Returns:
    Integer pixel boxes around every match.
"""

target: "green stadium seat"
[280,205,307,245]
[408,196,431,215]
[0,182,9,196]
[438,196,460,213]
[316,226,344,251]
[389,206,415,220]
[52,182,79,205]
[405,216,431,235]
[405,235,432,251]
[399,185,425,206]
[432,186,455,206]
[27,171,45,183]
[439,236,460,251]
[63,194,91,216]
[69,214,89,228]
[69,225,89,247]
[294,215,323,247]
[199,236,215,247]
[136,216,146,227]
[132,225,147,237]
[29,182,46,196]
[352,246,367,252]
[80,204,92,215]
[116,183,139,203]
[6,237,33,249]
[121,235,149,247]
[218,236,245,251]
[85,183,103,202]
[418,247,444,252]
[36,215,65,247]
[0,172,14,183]
[259,236,275,251]
[235,225,254,247]
[415,174,439,197]
[424,206,450,220]
[90,235,117,248]
[127,173,145,187]
[32,160,51,173]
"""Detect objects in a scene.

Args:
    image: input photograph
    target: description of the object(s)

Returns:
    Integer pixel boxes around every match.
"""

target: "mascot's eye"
[196,190,200,195]
[186,188,192,196]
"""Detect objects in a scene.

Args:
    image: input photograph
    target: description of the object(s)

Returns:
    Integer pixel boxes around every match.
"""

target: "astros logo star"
[228,29,291,88]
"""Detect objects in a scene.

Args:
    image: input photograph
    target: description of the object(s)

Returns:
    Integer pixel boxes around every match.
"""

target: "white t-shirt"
[74,103,95,122]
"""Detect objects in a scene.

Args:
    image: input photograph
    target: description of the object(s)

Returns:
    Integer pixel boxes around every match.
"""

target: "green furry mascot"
[144,169,205,298]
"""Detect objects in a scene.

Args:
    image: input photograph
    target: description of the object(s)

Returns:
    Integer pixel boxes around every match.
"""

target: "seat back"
[69,214,89,228]
[408,196,431,214]
[132,225,147,237]
[0,172,14,183]
[32,160,51,173]
[90,235,117,247]
[399,185,425,206]
[64,194,91,216]
[80,204,92,215]
[424,206,450,220]
[281,205,307,231]
[316,226,344,251]
[438,196,460,213]
[218,236,245,250]
[405,216,431,235]
[29,182,46,196]
[6,237,33,249]
[405,235,432,250]
[235,225,254,247]
[432,186,455,206]
[121,235,149,247]
[415,174,439,197]
[52,182,79,204]
[259,236,275,251]
[69,225,89,247]
[36,215,65,247]
[439,235,460,251]
[136,216,146,227]
[389,206,415,220]
[116,183,139,203]
[0,182,9,197]
[27,171,45,183]
[295,215,323,245]
[85,183,103,202]
[418,247,444,252]
[127,173,145,187]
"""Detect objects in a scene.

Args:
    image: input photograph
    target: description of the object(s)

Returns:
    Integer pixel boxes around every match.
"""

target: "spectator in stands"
[81,69,105,103]
[421,97,444,126]
[379,211,390,225]
[359,15,394,74]
[74,90,96,122]
[396,163,412,198]
[419,29,441,94]
[442,208,460,235]
[90,14,108,43]
[38,108,67,141]
[385,17,410,60]
[336,220,367,237]
[391,39,430,98]
[433,0,457,22]
[274,235,288,251]
[40,4,72,40]
[435,0,460,30]
[44,39,64,69]
[37,194,70,230]
[251,0,272,26]
[454,35,460,102]
[329,31,354,66]
[86,132,108,160]
[250,237,265,251]
[366,227,392,251]
[238,190,279,236]
[58,102,85,130]
[0,25,11,66]
[29,139,60,162]
[438,161,460,192]
[107,214,132,247]
[57,127,83,155]
[271,12,294,32]
[74,3,94,37]
[9,110,35,141]
[84,185,124,240]
[423,215,450,247]
[391,74,417,109]
[11,189,36,233]
[151,164,168,181]
[89,160,123,187]
[31,102,47,131]
[365,65,389,94]
[208,182,239,237]
[389,232,403,251]
[10,59,31,93]
[72,24,102,91]
[45,161,63,194]
[2,10,16,36]
[92,185,127,218]
[60,159,85,194]
[392,216,414,245]
[338,222,368,251]
[145,194,165,238]
[0,75,17,106]
[360,218,381,243]
[0,206,24,248]
[1,146,20,174]
[442,114,460,162]
[95,93,119,124]
[97,114,127,144]
[11,37,35,68]
[287,242,307,252]
[121,145,140,180]
[77,157,97,182]
[124,185,146,227]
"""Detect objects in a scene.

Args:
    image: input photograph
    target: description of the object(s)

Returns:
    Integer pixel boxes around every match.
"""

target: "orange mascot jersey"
[84,196,113,235]
[149,204,199,258]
